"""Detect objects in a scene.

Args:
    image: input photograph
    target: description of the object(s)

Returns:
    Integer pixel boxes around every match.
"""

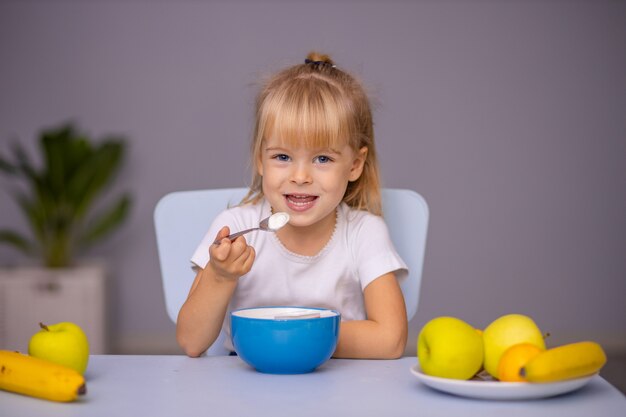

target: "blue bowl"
[231,306,340,374]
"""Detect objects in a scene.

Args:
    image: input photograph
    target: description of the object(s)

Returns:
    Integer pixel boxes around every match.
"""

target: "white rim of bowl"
[231,306,339,320]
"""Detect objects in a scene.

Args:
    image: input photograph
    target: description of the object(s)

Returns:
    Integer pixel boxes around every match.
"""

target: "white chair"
[154,188,429,355]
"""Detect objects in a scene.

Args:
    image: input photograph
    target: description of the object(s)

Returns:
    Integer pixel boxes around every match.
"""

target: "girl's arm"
[332,272,408,359]
[176,227,255,357]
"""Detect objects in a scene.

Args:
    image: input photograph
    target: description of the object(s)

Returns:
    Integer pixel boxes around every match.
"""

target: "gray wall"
[1,0,625,355]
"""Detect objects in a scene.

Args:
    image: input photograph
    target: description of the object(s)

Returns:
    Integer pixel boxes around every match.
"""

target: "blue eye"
[273,154,290,162]
[315,155,332,164]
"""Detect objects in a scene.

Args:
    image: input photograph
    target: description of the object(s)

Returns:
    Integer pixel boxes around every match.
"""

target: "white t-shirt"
[191,198,408,351]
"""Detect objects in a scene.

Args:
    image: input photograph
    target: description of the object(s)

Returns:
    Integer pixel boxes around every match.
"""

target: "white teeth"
[291,201,308,206]
[288,198,310,206]
[286,195,315,206]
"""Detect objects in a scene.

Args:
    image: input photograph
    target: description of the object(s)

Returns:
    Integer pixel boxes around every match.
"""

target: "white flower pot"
[0,263,107,353]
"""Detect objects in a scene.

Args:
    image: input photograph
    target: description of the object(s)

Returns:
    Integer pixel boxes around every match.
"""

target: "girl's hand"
[209,226,256,281]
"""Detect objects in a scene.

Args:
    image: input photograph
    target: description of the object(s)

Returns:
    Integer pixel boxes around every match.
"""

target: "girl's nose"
[290,162,312,185]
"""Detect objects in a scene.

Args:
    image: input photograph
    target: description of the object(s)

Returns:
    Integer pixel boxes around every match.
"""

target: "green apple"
[28,322,90,375]
[417,316,484,380]
[482,313,545,378]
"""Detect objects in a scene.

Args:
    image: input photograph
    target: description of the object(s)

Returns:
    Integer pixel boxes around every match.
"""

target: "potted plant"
[0,122,132,353]
[0,122,131,267]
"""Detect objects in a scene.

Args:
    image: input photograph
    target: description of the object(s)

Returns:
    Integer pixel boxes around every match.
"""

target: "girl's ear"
[348,146,368,182]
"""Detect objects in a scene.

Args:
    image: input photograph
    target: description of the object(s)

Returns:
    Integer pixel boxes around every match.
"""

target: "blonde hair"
[242,52,382,215]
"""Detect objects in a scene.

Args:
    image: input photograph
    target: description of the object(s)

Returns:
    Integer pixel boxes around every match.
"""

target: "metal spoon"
[213,212,290,244]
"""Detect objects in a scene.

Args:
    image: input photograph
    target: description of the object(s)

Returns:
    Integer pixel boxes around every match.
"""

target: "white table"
[0,356,624,416]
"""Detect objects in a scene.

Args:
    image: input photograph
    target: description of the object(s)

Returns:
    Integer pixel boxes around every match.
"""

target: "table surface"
[0,355,624,417]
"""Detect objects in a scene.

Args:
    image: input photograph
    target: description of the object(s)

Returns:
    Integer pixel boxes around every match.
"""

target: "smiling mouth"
[284,194,318,211]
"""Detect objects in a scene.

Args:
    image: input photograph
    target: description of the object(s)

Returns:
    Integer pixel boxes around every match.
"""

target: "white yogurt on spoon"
[268,212,290,231]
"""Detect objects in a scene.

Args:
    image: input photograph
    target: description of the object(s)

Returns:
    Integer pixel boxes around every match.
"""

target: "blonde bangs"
[260,78,356,150]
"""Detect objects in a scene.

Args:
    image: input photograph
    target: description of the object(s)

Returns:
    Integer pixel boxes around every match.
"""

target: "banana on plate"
[521,341,606,382]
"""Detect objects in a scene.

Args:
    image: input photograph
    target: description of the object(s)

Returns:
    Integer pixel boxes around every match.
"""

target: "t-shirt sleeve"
[190,209,241,270]
[353,214,408,291]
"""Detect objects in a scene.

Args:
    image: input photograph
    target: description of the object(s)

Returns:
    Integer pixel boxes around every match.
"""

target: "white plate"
[410,363,595,400]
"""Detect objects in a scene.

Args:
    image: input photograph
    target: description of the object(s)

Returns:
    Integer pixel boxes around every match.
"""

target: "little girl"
[177,52,408,359]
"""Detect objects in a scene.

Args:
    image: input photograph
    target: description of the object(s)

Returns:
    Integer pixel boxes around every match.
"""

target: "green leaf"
[0,152,17,174]
[42,128,69,196]
[10,141,39,183]
[79,194,132,247]
[14,191,47,245]
[0,229,34,254]
[70,139,125,219]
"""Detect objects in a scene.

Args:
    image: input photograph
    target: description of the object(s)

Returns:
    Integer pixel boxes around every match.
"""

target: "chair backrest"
[154,188,428,355]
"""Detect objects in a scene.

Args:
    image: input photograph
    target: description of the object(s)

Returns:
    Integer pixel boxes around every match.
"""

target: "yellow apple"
[417,316,484,380]
[28,322,90,375]
[482,313,545,378]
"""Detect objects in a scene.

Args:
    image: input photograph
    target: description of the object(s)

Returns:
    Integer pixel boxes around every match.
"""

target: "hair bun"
[305,52,336,68]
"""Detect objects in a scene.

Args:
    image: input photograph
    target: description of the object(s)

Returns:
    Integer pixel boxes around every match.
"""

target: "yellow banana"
[0,350,86,402]
[521,341,606,382]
